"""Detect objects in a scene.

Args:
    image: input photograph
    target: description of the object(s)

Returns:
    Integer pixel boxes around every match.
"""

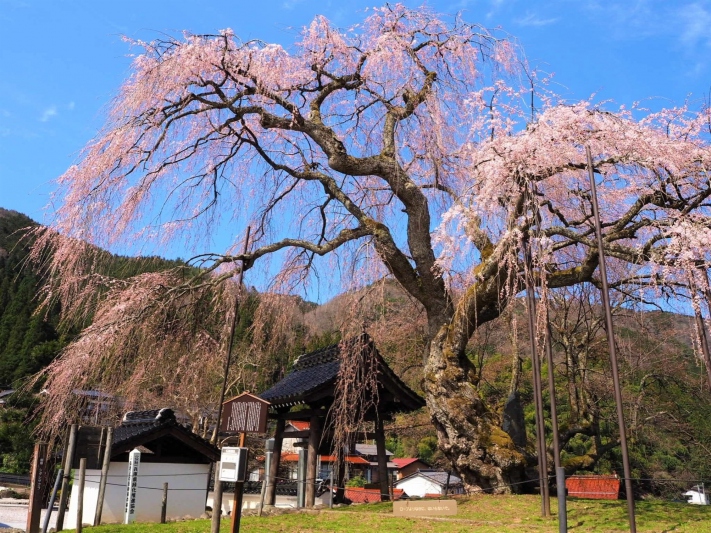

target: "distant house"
[683,485,709,505]
[392,458,431,480]
[0,389,15,407]
[276,420,396,483]
[65,408,219,527]
[395,470,464,498]
[354,443,396,484]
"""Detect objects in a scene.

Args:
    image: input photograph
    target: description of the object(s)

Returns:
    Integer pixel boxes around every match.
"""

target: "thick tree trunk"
[423,330,526,493]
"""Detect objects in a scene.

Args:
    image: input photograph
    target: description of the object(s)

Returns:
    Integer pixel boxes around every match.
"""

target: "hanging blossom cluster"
[433,99,711,301]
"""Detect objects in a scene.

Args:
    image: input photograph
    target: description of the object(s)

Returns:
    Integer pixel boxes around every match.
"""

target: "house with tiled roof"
[65,408,219,527]
[395,470,464,498]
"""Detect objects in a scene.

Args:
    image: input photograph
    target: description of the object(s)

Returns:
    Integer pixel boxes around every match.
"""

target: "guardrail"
[0,473,31,487]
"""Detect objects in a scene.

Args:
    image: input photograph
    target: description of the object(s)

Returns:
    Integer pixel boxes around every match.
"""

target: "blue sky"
[1,0,710,232]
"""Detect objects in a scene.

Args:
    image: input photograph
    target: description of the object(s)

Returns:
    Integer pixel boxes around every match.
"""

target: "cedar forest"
[2,4,711,500]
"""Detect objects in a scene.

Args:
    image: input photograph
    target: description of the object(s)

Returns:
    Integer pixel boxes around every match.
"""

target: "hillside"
[2,208,711,497]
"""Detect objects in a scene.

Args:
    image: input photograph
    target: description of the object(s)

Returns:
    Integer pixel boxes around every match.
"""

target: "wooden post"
[56,424,77,531]
[76,458,86,533]
[160,482,168,524]
[374,417,390,502]
[211,462,224,533]
[305,414,321,507]
[26,442,48,533]
[265,418,285,506]
[230,433,246,533]
[94,426,113,526]
[334,457,346,504]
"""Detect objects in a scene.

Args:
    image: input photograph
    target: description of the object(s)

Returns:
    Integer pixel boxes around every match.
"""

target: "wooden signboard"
[220,392,270,434]
[73,426,106,470]
[393,499,457,517]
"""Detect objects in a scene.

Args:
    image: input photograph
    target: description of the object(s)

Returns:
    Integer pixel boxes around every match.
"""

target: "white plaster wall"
[395,476,441,498]
[65,462,210,527]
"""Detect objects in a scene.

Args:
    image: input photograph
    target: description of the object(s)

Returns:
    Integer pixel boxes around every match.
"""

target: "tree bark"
[423,330,526,493]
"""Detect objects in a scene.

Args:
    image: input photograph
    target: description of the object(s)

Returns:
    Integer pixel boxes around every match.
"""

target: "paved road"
[0,501,57,531]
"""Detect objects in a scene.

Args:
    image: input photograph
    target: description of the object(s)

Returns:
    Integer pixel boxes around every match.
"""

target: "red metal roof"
[392,458,423,468]
[288,421,310,431]
[279,453,369,465]
[566,475,620,500]
[345,487,405,503]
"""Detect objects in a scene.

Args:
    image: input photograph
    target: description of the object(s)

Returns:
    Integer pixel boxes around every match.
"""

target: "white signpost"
[124,449,141,524]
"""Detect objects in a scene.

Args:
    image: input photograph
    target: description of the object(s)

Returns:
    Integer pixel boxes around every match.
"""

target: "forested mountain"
[0,208,187,387]
[2,208,711,497]
[0,208,61,386]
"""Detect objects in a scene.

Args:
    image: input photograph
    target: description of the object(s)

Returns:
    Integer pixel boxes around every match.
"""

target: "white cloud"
[39,106,57,122]
[515,12,559,27]
[678,2,711,48]
[281,0,305,10]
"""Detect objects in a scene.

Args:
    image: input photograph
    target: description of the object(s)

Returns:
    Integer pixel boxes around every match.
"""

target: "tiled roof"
[258,333,425,412]
[259,344,340,406]
[111,407,219,461]
[396,469,462,487]
[355,443,393,457]
[287,421,310,431]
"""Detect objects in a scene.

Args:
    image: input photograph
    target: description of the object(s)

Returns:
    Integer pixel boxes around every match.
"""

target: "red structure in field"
[566,475,620,500]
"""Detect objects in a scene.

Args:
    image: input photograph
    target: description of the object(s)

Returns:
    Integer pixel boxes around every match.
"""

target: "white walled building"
[66,408,219,528]
[395,470,463,498]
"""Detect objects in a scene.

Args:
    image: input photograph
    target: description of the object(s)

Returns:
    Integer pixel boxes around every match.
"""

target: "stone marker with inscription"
[393,499,457,516]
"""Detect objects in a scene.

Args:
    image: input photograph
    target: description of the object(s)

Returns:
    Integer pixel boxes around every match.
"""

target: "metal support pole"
[586,145,636,533]
[258,439,274,516]
[694,304,711,391]
[545,323,567,532]
[524,251,551,517]
[94,426,113,526]
[296,441,307,508]
[42,468,63,533]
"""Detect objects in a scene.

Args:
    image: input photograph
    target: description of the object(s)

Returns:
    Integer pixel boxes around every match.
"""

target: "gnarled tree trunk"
[423,331,526,492]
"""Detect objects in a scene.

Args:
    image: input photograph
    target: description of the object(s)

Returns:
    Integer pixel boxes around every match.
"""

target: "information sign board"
[220,392,270,434]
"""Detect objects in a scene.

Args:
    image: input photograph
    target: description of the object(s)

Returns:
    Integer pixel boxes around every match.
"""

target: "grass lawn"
[82,495,711,533]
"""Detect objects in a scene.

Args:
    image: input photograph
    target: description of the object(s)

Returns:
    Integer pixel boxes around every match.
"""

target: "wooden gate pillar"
[305,414,322,507]
[374,417,390,501]
[264,418,285,506]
